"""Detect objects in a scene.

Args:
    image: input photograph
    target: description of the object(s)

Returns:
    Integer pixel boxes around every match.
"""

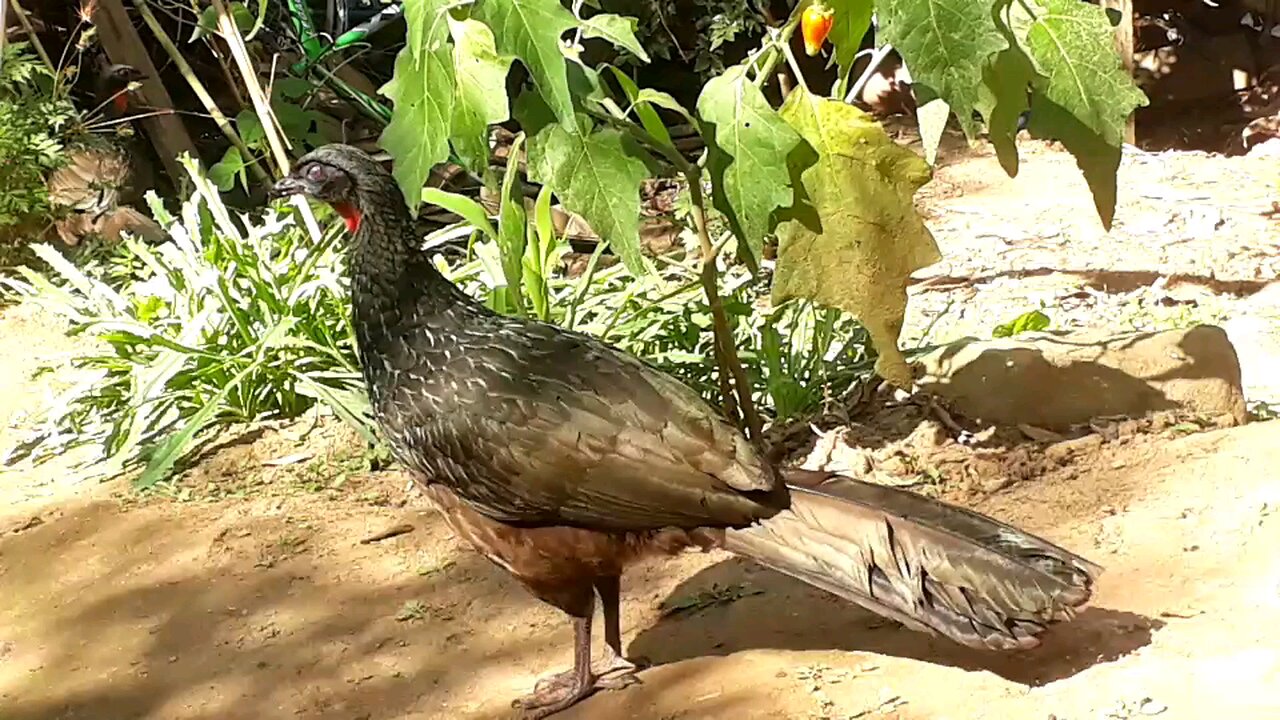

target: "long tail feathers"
[723,470,1102,651]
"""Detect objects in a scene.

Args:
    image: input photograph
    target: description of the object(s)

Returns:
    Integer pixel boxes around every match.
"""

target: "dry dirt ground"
[3,141,1280,720]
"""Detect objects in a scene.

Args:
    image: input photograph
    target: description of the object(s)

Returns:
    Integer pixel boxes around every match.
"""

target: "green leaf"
[192,2,253,42]
[580,13,650,63]
[521,108,650,275]
[235,109,265,146]
[878,0,1007,141]
[473,0,578,127]
[993,309,1050,338]
[607,66,674,148]
[773,88,941,388]
[1011,0,1148,227]
[496,133,528,311]
[976,40,1038,176]
[379,44,456,207]
[447,18,514,174]
[827,0,875,94]
[209,146,245,193]
[404,0,453,59]
[422,187,498,239]
[696,65,804,266]
[273,77,313,101]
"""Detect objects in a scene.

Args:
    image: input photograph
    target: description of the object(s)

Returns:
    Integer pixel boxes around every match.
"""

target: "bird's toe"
[515,670,593,719]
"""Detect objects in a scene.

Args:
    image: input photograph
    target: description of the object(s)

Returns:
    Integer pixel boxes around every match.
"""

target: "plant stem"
[780,34,811,96]
[7,0,55,75]
[686,175,762,440]
[209,0,322,241]
[583,105,762,436]
[133,0,268,183]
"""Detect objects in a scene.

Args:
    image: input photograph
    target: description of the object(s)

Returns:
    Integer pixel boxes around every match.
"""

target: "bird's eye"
[305,164,327,182]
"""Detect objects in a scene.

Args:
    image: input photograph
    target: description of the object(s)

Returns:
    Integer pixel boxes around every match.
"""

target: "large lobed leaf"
[473,0,578,127]
[379,42,456,206]
[1010,0,1148,228]
[697,65,804,267]
[878,0,1007,140]
[773,88,940,388]
[448,17,515,175]
[518,96,651,275]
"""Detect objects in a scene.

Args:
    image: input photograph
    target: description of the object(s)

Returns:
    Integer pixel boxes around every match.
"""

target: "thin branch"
[209,0,322,240]
[133,0,269,183]
[7,0,55,75]
[688,178,762,439]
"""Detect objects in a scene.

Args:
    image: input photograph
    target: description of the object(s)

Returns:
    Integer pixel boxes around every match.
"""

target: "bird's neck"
[344,188,475,379]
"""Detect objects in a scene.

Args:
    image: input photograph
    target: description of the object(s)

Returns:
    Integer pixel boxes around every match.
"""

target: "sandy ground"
[2,140,1280,720]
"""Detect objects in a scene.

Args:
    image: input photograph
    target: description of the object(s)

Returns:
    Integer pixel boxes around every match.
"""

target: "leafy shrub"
[2,157,367,486]
[0,43,75,232]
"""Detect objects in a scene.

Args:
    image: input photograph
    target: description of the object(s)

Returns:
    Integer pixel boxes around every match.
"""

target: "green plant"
[993,309,1050,338]
[372,0,1146,440]
[1,156,368,486]
[0,42,75,232]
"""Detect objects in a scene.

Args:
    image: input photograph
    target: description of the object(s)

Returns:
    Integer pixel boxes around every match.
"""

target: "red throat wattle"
[113,95,129,114]
[333,202,362,233]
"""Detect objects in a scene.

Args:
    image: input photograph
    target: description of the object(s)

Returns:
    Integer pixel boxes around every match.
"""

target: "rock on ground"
[916,325,1247,429]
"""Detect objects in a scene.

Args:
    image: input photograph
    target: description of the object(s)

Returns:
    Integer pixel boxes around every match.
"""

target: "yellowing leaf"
[773,88,941,388]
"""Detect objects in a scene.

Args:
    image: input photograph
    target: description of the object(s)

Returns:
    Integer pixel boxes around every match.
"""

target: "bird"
[270,144,1102,719]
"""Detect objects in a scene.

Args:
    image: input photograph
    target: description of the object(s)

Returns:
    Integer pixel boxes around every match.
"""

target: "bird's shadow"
[628,557,1160,687]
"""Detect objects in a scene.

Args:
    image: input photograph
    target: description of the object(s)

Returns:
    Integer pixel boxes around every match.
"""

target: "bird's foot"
[592,649,642,691]
[514,669,593,719]
[518,655,642,718]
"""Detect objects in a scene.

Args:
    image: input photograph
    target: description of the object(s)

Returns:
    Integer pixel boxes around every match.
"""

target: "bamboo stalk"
[209,0,321,240]
[133,0,268,183]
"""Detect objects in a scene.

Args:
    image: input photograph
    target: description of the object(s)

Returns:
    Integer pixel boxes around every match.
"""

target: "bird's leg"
[593,575,642,687]
[517,602,596,718]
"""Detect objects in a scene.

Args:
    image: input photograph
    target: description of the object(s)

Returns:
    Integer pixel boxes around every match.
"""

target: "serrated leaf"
[581,13,650,63]
[473,0,578,127]
[379,44,456,207]
[697,65,804,266]
[404,0,452,59]
[1010,0,1148,227]
[448,17,514,174]
[826,0,874,93]
[522,112,650,275]
[878,0,1007,141]
[774,88,940,388]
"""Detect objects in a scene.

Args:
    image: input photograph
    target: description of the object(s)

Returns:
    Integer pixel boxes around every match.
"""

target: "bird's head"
[270,144,391,234]
[104,64,148,85]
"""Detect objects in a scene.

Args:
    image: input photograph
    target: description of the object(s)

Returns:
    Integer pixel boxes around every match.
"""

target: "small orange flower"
[801,4,835,57]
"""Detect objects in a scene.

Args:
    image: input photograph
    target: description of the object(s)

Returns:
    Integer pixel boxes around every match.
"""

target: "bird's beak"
[268,176,311,200]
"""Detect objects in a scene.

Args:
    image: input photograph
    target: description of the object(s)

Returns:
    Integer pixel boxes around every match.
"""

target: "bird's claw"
[516,655,642,718]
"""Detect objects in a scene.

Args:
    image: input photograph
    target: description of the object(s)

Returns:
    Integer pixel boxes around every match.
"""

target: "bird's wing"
[382,313,785,531]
